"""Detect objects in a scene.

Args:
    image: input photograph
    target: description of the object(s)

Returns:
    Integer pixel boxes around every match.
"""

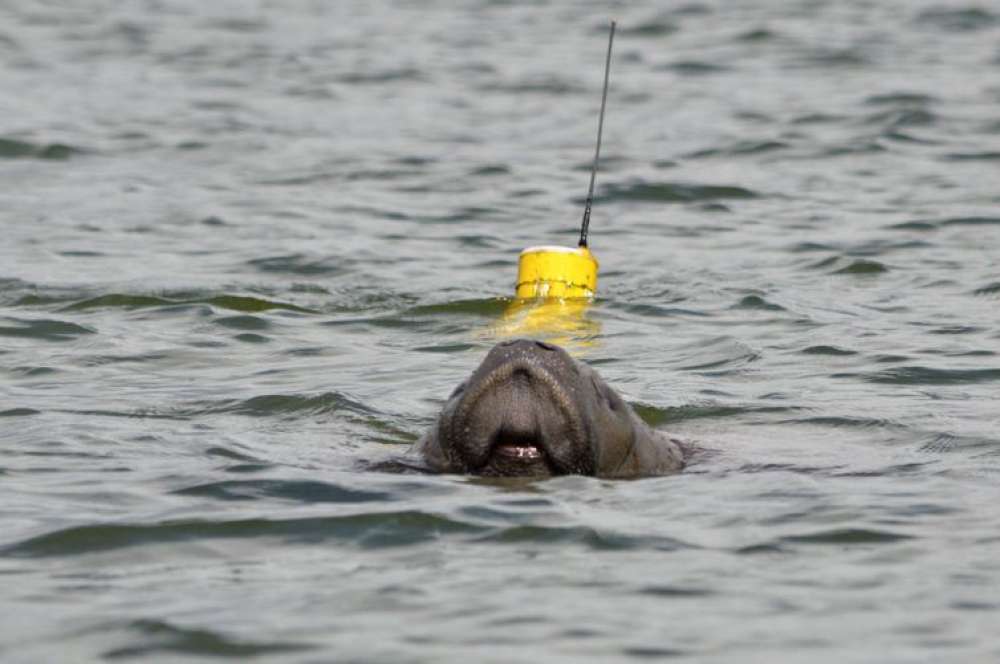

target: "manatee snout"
[413,339,686,478]
[442,339,591,476]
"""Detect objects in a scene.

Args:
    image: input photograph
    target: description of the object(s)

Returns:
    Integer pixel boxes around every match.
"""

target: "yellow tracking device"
[516,245,598,299]
[513,20,615,303]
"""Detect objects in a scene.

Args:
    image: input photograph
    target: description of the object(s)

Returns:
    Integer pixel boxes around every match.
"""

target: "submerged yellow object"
[515,245,599,300]
[492,295,600,353]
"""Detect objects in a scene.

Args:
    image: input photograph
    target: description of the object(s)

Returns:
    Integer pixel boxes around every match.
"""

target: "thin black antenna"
[578,19,616,249]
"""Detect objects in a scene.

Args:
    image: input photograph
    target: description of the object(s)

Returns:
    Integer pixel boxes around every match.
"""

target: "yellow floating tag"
[515,245,599,300]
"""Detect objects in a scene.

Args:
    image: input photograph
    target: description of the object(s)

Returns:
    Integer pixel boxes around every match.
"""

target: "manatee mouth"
[481,425,556,477]
[491,429,546,461]
[448,358,590,475]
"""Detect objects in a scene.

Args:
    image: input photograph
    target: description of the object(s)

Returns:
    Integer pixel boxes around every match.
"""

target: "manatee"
[412,339,684,478]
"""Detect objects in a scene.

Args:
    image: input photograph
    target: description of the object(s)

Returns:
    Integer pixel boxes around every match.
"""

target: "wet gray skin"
[413,339,685,478]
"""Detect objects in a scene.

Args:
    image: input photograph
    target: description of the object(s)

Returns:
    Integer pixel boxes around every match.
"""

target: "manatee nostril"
[534,340,556,351]
[512,366,532,381]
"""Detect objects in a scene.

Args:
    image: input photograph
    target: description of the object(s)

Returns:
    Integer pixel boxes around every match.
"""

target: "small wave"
[638,585,713,598]
[100,619,314,659]
[77,352,169,367]
[255,171,337,187]
[811,258,888,275]
[864,108,938,129]
[657,60,729,75]
[731,294,785,312]
[777,415,892,429]
[864,92,939,106]
[412,205,502,224]
[940,216,1000,227]
[0,31,19,50]
[62,293,313,313]
[205,446,259,462]
[0,136,85,160]
[406,298,509,317]
[737,27,779,42]
[64,294,171,310]
[973,282,1000,296]
[684,140,788,159]
[888,220,937,231]
[889,217,1000,231]
[469,164,510,177]
[883,129,939,145]
[623,646,690,658]
[609,302,710,318]
[0,408,40,417]
[3,511,484,557]
[780,527,913,545]
[593,181,758,204]
[915,7,998,32]
[213,314,270,331]
[836,260,888,275]
[59,250,104,258]
[233,332,270,343]
[344,168,422,182]
[864,366,1000,385]
[246,253,348,277]
[928,325,984,335]
[474,524,692,552]
[943,152,1000,161]
[819,140,887,157]
[0,317,96,342]
[616,20,678,37]
[795,48,871,68]
[791,112,845,125]
[193,391,375,418]
[204,17,269,33]
[486,76,586,95]
[338,67,424,84]
[414,342,478,353]
[800,345,858,356]
[919,431,1000,453]
[669,336,762,373]
[173,479,393,504]
[673,3,712,16]
[632,402,795,426]
[9,365,58,376]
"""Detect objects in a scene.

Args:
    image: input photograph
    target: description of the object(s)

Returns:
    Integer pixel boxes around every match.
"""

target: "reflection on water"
[487,297,601,354]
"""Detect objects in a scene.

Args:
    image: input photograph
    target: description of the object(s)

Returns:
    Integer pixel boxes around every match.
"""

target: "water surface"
[2,0,1000,661]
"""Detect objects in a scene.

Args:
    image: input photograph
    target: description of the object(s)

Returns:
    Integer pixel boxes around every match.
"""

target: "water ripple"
[193,392,376,418]
[594,181,759,204]
[0,317,96,341]
[915,7,998,32]
[780,528,913,545]
[101,619,314,659]
[246,254,350,277]
[863,366,1000,385]
[684,140,789,159]
[4,511,484,557]
[61,293,314,314]
[173,479,393,504]
[0,136,84,160]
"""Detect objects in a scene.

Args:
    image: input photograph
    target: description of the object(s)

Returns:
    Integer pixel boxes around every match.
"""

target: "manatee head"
[415,339,680,478]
